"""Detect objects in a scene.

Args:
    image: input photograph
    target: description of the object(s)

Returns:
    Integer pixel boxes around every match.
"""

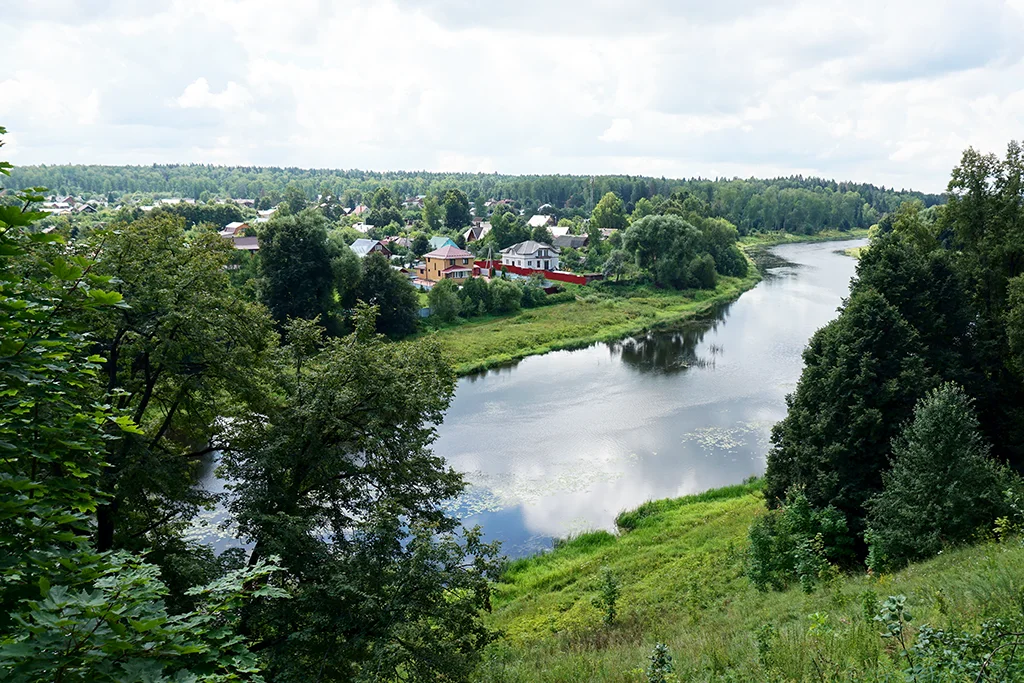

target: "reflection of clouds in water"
[435,240,865,555]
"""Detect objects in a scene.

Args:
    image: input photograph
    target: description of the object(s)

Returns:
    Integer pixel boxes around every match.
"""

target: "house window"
[462,258,468,264]
[528,261,532,267]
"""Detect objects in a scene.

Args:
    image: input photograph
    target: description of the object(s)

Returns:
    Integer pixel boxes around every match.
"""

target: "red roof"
[424,245,473,259]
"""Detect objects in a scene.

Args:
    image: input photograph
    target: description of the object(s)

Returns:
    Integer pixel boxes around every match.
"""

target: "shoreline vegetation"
[479,480,1024,681]
[428,230,867,376]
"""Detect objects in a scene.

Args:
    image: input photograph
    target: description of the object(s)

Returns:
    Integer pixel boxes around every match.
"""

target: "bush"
[591,566,620,626]
[488,278,522,314]
[865,383,1009,573]
[428,279,461,322]
[746,489,854,593]
[686,253,717,289]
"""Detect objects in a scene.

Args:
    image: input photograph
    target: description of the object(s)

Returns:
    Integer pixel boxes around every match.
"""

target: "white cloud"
[2,0,1024,191]
[175,78,252,111]
[600,118,633,143]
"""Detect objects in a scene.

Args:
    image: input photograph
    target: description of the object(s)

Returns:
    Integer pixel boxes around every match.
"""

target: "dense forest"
[6,163,944,234]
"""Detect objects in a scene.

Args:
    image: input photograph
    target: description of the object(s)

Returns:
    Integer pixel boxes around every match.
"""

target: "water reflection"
[435,239,865,557]
[608,317,719,375]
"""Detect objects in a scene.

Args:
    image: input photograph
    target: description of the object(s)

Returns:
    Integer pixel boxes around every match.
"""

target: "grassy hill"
[476,481,1024,681]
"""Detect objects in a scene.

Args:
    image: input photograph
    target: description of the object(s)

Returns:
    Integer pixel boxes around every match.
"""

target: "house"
[553,234,589,250]
[527,214,555,228]
[417,244,475,283]
[402,195,427,209]
[600,228,618,239]
[74,203,97,214]
[231,236,260,251]
[233,198,255,208]
[350,204,369,216]
[382,236,412,249]
[352,223,374,234]
[549,226,571,239]
[220,221,249,236]
[463,223,492,243]
[428,236,457,251]
[501,240,560,271]
[350,238,392,258]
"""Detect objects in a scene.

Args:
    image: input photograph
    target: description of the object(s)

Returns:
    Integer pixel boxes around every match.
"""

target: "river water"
[435,239,864,557]
[193,239,863,556]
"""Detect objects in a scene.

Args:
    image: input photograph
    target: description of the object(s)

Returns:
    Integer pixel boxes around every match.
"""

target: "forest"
[5,162,944,235]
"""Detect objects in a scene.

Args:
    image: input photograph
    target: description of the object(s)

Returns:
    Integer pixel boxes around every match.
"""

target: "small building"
[231,236,260,251]
[501,240,560,271]
[463,222,492,243]
[428,236,457,251]
[527,214,556,229]
[350,238,392,258]
[553,234,588,250]
[418,245,475,283]
[221,221,249,236]
[549,226,571,238]
[382,235,412,249]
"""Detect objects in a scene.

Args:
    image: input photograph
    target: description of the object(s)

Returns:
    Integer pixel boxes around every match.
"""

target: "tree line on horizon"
[4,163,944,235]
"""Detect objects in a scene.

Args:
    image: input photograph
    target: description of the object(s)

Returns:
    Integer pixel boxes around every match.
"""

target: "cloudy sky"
[2,0,1023,192]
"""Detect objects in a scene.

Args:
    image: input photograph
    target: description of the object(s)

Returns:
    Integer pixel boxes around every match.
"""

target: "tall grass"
[477,481,1024,682]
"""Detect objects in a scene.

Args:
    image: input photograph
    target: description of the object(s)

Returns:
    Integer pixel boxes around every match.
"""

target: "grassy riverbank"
[477,482,1024,682]
[426,269,760,375]
[420,230,867,375]
[739,227,870,248]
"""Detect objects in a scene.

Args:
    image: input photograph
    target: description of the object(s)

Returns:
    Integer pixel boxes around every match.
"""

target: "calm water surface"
[436,239,864,557]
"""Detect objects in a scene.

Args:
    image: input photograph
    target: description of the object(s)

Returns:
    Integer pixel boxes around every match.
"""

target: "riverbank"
[422,232,869,375]
[476,481,1024,681]
[739,227,870,248]
[427,268,761,375]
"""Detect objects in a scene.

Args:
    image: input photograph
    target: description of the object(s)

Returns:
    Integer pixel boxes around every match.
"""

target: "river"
[194,238,863,556]
[435,239,865,557]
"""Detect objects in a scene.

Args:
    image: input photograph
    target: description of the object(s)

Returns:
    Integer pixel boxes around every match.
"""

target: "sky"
[2,0,1024,193]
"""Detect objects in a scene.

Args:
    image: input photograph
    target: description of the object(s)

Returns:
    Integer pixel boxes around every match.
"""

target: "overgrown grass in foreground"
[477,482,1024,682]
[423,271,760,375]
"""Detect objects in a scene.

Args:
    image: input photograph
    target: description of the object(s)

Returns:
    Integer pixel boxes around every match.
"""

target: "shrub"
[591,566,620,626]
[645,643,675,683]
[686,253,717,289]
[865,382,1009,573]
[746,489,854,592]
[488,278,522,314]
[427,278,461,322]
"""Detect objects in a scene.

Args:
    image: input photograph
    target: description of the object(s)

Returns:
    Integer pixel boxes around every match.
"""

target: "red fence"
[473,260,597,286]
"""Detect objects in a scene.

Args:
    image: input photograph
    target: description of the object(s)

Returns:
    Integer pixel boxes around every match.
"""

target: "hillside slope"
[477,482,1024,681]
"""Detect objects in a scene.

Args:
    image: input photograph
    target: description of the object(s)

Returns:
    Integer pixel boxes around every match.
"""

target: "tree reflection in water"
[607,301,734,375]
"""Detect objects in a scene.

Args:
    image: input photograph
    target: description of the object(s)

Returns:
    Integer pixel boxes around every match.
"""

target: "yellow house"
[417,245,475,283]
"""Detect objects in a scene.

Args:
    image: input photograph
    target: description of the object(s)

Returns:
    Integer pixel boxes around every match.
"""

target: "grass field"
[477,482,1024,682]
[422,270,760,375]
[739,228,870,248]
